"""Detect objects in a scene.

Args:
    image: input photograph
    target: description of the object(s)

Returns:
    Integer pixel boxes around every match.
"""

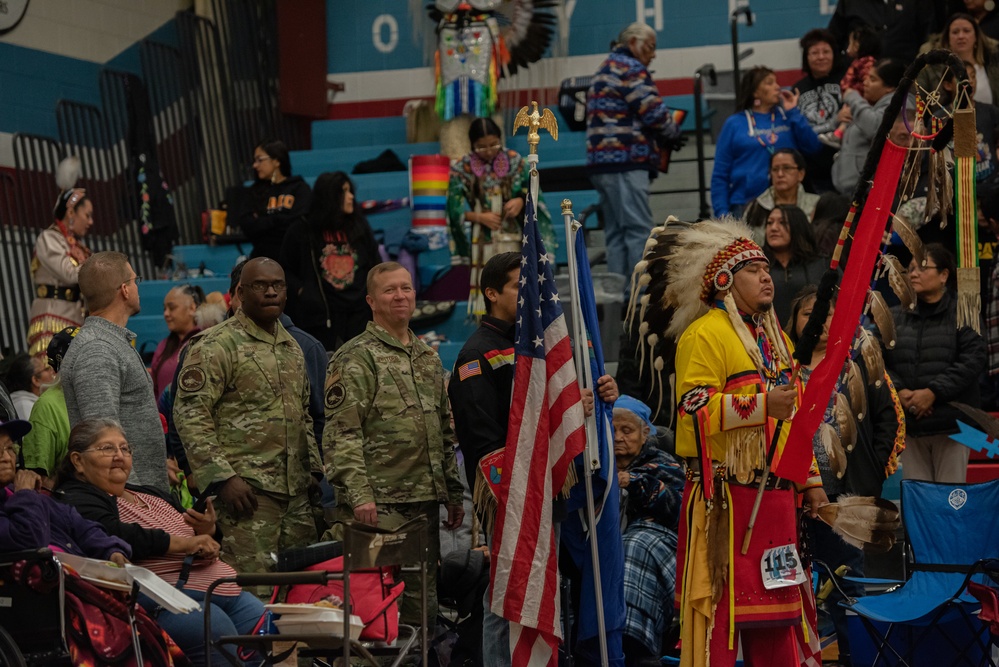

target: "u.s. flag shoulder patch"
[458,360,482,381]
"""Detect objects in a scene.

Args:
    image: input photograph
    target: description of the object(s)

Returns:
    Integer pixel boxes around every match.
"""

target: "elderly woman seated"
[614,396,686,666]
[0,413,130,562]
[54,418,265,667]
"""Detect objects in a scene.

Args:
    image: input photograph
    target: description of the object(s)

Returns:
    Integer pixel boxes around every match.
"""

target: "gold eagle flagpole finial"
[513,101,559,156]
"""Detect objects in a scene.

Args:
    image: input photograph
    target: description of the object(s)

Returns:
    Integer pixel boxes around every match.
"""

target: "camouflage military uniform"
[324,321,463,623]
[174,309,322,581]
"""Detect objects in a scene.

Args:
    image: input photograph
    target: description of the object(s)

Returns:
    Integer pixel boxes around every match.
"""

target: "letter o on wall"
[372,14,399,53]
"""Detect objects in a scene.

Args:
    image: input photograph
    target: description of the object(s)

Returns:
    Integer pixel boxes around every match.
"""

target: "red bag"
[285,556,404,643]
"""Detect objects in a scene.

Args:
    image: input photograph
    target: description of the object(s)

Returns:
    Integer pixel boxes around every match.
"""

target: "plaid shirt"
[622,521,678,655]
[620,443,685,653]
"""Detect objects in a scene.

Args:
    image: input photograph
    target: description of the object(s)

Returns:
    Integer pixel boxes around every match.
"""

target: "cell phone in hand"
[191,480,225,513]
[192,494,216,513]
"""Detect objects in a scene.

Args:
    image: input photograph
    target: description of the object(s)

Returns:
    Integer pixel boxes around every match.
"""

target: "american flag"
[490,185,586,665]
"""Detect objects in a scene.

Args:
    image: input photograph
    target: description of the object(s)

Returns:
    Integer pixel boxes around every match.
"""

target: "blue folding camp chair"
[841,478,999,666]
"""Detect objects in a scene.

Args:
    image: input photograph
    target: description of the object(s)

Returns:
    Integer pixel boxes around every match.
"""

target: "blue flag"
[560,226,625,664]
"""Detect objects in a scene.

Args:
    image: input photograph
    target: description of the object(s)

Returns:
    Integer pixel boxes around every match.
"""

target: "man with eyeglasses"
[586,22,681,282]
[60,251,169,491]
[174,257,323,586]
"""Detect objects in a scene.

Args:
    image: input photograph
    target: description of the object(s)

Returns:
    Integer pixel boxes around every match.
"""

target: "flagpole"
[562,199,609,667]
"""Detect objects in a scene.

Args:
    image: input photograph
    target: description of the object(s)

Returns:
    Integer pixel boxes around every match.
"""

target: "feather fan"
[816,496,901,553]
[883,255,916,311]
[844,359,867,421]
[891,216,925,268]
[950,402,999,438]
[834,393,858,454]
[819,422,847,479]
[858,328,885,386]
[868,290,896,349]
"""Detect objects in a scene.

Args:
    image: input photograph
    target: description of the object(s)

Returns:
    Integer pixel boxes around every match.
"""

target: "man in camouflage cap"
[174,257,322,583]
[324,261,465,625]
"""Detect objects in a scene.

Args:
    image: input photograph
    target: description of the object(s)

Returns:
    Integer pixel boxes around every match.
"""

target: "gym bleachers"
[131,114,604,359]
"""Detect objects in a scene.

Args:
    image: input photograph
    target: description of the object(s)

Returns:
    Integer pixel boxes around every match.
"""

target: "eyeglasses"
[770,165,800,174]
[85,443,132,457]
[33,364,55,378]
[122,275,143,288]
[473,143,502,154]
[0,446,18,459]
[244,280,287,294]
[253,155,272,164]
[907,264,940,273]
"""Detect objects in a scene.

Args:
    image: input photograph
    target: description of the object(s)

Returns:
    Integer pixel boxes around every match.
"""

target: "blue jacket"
[711,106,821,216]
[586,46,678,175]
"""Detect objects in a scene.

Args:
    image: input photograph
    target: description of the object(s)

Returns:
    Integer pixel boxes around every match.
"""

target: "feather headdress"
[663,217,766,338]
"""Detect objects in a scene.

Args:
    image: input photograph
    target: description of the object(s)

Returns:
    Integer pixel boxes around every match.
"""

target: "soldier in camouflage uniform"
[324,262,465,625]
[174,258,322,586]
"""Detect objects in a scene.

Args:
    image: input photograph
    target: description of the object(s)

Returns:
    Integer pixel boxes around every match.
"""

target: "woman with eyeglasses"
[280,171,379,351]
[150,285,206,398]
[0,412,130,564]
[233,138,312,261]
[446,117,555,262]
[55,418,266,666]
[27,183,93,359]
[884,243,986,483]
[743,149,821,240]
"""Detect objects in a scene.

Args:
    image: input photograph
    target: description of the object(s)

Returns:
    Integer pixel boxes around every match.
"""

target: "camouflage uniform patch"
[324,371,345,410]
[173,310,324,582]
[178,365,207,392]
[322,321,465,509]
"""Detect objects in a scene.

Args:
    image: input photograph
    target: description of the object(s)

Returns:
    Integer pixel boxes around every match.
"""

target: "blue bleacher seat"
[292,142,441,179]
[170,244,245,277]
[311,116,408,150]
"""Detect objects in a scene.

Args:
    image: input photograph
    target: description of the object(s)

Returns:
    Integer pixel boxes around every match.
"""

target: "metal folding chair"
[206,516,429,667]
[841,478,999,666]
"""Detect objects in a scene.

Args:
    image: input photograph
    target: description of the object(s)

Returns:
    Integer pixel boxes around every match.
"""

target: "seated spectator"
[150,285,205,398]
[0,352,55,419]
[0,413,130,563]
[280,171,378,351]
[743,149,820,242]
[919,13,999,106]
[833,58,905,195]
[22,327,78,480]
[614,395,685,666]
[885,244,987,483]
[711,66,821,218]
[764,205,828,323]
[231,139,311,260]
[795,28,847,192]
[55,418,266,666]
